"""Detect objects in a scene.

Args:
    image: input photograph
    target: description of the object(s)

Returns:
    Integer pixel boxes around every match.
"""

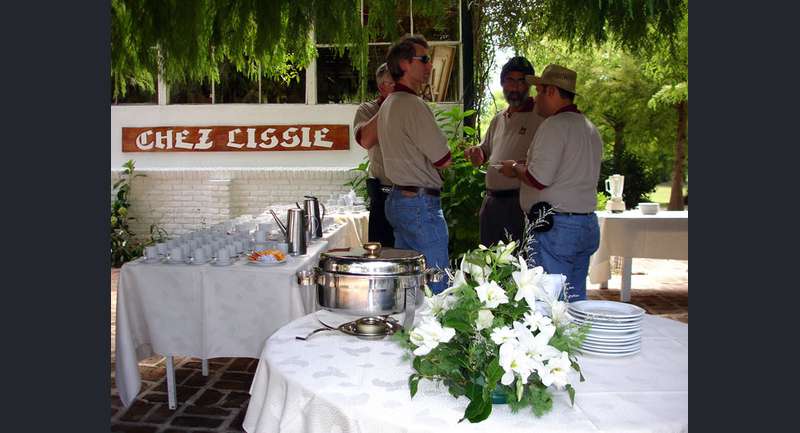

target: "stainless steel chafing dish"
[297,242,443,330]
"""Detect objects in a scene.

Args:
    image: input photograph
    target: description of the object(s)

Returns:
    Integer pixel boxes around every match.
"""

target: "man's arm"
[498,160,546,189]
[355,113,379,150]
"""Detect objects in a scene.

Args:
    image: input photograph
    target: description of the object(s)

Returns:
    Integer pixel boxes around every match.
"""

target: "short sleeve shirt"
[353,99,391,185]
[479,100,545,190]
[377,92,449,189]
[519,112,604,213]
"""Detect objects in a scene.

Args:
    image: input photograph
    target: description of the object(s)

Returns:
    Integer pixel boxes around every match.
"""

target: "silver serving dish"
[297,243,442,330]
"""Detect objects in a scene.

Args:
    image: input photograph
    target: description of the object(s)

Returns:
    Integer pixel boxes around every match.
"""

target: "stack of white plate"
[568,300,646,357]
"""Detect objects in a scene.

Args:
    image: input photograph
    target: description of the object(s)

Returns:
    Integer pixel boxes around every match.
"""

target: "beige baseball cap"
[525,64,578,95]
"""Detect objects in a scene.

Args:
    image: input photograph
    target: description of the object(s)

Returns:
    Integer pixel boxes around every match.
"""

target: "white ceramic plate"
[580,347,641,358]
[570,315,642,327]
[572,319,642,331]
[584,332,642,342]
[568,309,644,323]
[582,339,641,350]
[569,300,645,319]
[247,258,287,266]
[142,257,162,264]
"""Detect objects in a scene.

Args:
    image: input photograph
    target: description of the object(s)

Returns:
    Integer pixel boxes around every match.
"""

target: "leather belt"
[486,189,519,198]
[395,185,441,197]
[554,211,594,216]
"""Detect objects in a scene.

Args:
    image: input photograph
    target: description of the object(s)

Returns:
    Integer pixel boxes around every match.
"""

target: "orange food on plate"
[248,249,286,262]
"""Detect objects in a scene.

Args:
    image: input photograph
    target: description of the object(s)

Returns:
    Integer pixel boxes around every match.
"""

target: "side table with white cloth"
[115,223,347,410]
[329,210,370,250]
[243,311,688,433]
[589,211,688,302]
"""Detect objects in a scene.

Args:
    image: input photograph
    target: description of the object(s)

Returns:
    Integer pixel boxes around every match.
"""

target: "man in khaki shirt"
[378,34,452,294]
[353,63,395,247]
[503,64,603,301]
[464,56,544,247]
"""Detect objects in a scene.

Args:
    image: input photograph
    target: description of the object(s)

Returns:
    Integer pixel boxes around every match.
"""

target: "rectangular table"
[114,223,346,409]
[589,210,688,301]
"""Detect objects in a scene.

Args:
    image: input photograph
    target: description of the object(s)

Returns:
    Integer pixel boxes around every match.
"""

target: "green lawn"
[649,183,688,206]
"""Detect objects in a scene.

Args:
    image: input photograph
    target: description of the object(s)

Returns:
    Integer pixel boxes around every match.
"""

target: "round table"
[243,311,688,433]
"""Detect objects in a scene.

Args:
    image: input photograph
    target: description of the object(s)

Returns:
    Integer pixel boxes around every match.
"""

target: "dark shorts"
[366,178,395,247]
[479,191,524,247]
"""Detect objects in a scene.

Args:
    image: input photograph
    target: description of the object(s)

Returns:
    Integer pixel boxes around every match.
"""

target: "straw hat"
[525,64,578,95]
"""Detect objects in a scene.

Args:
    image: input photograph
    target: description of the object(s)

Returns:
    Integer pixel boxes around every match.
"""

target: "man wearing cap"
[464,56,545,247]
[353,63,395,247]
[501,64,603,301]
[378,34,452,294]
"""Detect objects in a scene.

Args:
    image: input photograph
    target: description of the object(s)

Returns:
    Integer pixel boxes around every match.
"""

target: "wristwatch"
[511,162,519,169]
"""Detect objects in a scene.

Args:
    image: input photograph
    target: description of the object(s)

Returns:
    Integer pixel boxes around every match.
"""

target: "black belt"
[486,189,519,198]
[395,185,441,197]
[554,211,594,216]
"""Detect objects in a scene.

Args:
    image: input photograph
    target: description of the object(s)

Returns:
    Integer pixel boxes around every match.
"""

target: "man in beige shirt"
[464,56,544,247]
[378,34,452,294]
[353,63,395,247]
[503,64,603,301]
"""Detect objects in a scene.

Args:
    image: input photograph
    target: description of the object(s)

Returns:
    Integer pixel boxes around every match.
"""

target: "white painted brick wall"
[111,168,358,240]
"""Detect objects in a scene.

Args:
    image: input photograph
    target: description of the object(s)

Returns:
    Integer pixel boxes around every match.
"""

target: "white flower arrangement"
[400,239,588,423]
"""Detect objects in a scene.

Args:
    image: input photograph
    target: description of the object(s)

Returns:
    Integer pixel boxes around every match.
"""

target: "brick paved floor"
[110,259,688,433]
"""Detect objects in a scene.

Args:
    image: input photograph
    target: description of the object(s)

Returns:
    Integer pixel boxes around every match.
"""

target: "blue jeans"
[385,189,450,294]
[528,213,600,301]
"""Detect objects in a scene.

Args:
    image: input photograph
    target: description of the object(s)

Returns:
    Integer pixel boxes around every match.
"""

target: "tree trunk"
[612,123,625,172]
[668,101,687,210]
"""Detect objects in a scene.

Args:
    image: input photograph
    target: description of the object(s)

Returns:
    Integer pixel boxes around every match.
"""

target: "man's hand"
[498,159,519,178]
[464,146,485,166]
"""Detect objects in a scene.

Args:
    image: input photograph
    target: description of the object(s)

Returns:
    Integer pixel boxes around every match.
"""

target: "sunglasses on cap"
[412,55,431,64]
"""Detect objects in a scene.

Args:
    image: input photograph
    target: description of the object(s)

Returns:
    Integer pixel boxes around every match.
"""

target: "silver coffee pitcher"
[299,196,326,239]
[286,208,308,256]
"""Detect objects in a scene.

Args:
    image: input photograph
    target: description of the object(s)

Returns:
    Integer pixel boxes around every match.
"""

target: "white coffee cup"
[638,202,659,215]
[193,248,207,263]
[217,248,231,264]
[227,244,237,257]
[144,246,159,261]
[156,242,168,256]
[203,244,214,257]
[169,248,183,262]
[254,230,267,243]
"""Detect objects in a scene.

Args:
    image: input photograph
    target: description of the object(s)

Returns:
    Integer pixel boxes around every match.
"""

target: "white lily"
[523,310,553,333]
[515,322,560,363]
[490,325,516,345]
[449,269,468,290]
[475,281,510,309]
[421,291,457,318]
[494,240,517,265]
[512,255,546,306]
[499,341,536,385]
[539,351,574,389]
[549,300,571,326]
[538,273,567,303]
[475,309,494,331]
[409,317,456,356]
[460,257,490,284]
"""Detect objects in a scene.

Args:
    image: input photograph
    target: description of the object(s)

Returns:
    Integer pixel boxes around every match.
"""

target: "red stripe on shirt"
[525,170,547,190]
[554,104,581,115]
[433,151,452,168]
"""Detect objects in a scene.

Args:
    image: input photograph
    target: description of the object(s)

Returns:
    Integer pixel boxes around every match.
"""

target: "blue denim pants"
[528,213,600,301]
[385,189,450,294]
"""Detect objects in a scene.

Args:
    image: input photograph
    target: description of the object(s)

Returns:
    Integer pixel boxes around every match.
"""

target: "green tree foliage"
[111,0,455,100]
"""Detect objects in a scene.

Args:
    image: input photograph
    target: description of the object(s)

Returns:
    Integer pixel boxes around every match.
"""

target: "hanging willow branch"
[111,0,685,100]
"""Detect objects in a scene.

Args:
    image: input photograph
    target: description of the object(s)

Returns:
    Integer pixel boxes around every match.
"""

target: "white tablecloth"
[589,211,689,284]
[115,224,347,407]
[243,312,688,433]
[330,211,370,249]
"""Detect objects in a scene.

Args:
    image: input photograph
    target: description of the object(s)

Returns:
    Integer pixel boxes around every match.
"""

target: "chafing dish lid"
[318,242,425,275]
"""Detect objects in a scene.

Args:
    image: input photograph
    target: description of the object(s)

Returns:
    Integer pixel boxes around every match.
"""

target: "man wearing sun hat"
[501,64,603,301]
